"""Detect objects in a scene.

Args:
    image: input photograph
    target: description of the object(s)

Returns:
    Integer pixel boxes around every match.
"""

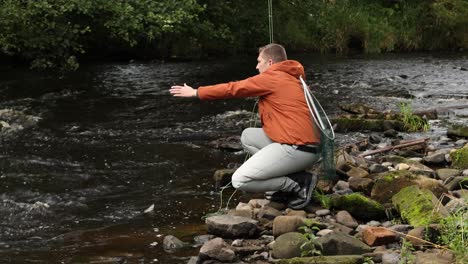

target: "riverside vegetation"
[1,0,467,71]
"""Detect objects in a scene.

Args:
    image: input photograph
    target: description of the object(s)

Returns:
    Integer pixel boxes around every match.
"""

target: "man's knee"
[240,128,253,146]
[231,171,246,190]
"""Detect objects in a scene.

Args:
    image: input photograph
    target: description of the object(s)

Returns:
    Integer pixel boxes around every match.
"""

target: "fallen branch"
[359,138,429,157]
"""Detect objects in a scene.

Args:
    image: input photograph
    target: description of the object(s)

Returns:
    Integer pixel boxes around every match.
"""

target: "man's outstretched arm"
[170,83,197,98]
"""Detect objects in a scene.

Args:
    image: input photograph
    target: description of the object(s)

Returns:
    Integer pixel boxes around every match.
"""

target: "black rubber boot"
[288,172,318,209]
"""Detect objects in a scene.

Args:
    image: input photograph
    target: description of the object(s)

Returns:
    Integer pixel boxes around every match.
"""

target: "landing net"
[300,76,336,182]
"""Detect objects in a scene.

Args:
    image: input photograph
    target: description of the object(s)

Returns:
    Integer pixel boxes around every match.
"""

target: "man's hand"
[170,83,197,97]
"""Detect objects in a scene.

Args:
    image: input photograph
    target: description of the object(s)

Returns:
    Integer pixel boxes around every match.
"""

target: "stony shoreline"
[163,132,467,264]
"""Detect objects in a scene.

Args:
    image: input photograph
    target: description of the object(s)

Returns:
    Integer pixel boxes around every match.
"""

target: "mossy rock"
[371,170,416,203]
[447,124,468,138]
[330,193,386,221]
[392,185,448,227]
[272,232,308,259]
[371,170,447,204]
[276,255,364,264]
[332,118,404,133]
[450,147,468,170]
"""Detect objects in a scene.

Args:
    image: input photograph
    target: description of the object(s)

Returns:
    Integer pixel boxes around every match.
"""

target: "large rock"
[348,177,374,194]
[272,232,308,259]
[346,166,369,178]
[273,216,305,237]
[330,193,386,221]
[316,232,372,255]
[371,170,447,203]
[335,210,359,228]
[447,124,468,138]
[206,215,258,238]
[450,146,468,170]
[392,186,449,226]
[436,168,461,181]
[423,152,447,164]
[276,255,365,264]
[199,237,236,262]
[336,150,357,171]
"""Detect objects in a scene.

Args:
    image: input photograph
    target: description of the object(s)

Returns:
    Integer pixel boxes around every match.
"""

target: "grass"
[438,204,468,263]
[313,190,331,209]
[398,102,430,132]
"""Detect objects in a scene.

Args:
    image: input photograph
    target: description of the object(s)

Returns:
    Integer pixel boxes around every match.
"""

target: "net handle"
[300,76,335,141]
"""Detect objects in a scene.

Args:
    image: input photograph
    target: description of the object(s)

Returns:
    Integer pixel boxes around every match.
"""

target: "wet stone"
[206,215,258,238]
[199,237,235,262]
[369,163,389,173]
[382,252,400,264]
[315,209,331,216]
[336,210,359,228]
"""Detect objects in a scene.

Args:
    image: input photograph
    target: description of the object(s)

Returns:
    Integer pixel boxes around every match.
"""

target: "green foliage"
[0,0,202,70]
[298,225,322,257]
[399,239,416,264]
[450,147,468,170]
[313,190,331,209]
[362,256,375,264]
[438,206,468,263]
[398,102,430,132]
[1,0,467,71]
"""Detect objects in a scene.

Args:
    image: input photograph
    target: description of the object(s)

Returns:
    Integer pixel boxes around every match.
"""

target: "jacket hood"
[268,60,305,79]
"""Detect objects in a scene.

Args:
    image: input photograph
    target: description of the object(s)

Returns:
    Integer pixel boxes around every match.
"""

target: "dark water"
[0,53,467,263]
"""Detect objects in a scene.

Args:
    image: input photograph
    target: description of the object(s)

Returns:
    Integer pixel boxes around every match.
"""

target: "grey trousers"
[232,128,320,193]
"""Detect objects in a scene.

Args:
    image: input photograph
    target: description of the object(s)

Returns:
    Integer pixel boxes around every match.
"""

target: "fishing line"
[268,0,274,43]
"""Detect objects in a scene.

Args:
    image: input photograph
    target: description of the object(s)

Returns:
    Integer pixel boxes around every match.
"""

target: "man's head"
[256,43,288,73]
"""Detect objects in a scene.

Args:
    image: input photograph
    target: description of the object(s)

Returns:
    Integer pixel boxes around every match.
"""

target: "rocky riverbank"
[163,132,467,264]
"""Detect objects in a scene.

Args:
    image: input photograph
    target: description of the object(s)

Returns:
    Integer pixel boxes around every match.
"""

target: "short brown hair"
[259,43,287,63]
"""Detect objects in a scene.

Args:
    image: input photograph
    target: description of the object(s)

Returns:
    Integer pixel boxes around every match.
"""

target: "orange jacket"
[198,60,320,145]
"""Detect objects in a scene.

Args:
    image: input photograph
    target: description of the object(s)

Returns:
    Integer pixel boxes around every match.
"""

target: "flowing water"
[0,53,467,263]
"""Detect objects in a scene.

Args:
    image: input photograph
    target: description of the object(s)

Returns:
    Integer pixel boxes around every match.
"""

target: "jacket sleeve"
[197,72,274,100]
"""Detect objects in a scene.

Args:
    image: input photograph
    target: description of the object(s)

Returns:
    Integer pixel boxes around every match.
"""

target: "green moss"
[371,170,419,203]
[392,185,447,227]
[330,193,385,221]
[384,170,417,181]
[450,147,468,170]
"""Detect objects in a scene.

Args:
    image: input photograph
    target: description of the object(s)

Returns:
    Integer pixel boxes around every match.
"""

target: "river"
[0,52,467,263]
